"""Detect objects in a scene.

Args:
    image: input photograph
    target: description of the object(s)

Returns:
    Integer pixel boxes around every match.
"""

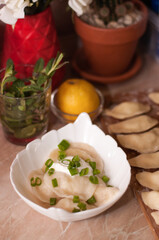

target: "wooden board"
[100,90,159,240]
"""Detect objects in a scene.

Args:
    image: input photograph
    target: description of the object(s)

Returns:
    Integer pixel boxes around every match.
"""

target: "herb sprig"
[0,53,67,97]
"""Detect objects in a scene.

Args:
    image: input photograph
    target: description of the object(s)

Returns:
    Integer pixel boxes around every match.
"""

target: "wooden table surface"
[0,53,159,240]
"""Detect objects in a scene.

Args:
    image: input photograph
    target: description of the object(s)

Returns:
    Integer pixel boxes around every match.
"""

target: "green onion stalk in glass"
[0,53,67,145]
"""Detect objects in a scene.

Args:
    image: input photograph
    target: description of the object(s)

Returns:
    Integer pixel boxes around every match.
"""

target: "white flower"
[68,0,92,16]
[0,0,38,25]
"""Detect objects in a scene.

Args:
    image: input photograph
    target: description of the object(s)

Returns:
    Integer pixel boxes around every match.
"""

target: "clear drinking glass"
[0,66,51,145]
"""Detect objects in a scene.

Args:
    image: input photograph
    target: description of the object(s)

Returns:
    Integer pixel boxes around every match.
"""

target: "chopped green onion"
[69,168,78,176]
[93,168,100,175]
[102,175,110,183]
[50,198,56,205]
[45,166,49,173]
[61,159,71,165]
[45,159,53,168]
[89,161,96,169]
[77,202,87,211]
[48,168,55,176]
[79,168,89,176]
[30,177,42,187]
[35,177,42,186]
[52,178,58,187]
[58,139,70,151]
[107,184,113,187]
[85,158,90,163]
[69,160,80,168]
[58,151,66,160]
[86,195,96,205]
[89,175,99,184]
[73,195,80,203]
[72,155,80,162]
[72,208,80,213]
[30,177,36,187]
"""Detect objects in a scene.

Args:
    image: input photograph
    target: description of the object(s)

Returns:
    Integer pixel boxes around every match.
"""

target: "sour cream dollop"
[52,156,93,177]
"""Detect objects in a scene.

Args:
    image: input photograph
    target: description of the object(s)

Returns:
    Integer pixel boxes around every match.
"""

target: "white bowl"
[10,112,131,222]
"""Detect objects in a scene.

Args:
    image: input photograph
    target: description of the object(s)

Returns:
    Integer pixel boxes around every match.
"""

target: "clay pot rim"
[74,0,148,34]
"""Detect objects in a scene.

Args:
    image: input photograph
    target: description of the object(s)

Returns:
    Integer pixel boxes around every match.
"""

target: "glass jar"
[0,66,51,145]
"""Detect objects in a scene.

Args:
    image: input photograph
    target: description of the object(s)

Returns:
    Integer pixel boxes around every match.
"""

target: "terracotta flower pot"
[74,0,148,77]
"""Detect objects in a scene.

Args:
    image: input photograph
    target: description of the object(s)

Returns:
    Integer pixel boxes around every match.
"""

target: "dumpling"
[49,142,104,172]
[129,152,159,169]
[104,101,150,120]
[141,191,159,210]
[43,172,99,201]
[117,128,159,153]
[55,198,94,212]
[136,171,159,190]
[108,115,158,134]
[28,169,58,203]
[148,92,159,104]
[151,211,159,225]
[94,186,119,207]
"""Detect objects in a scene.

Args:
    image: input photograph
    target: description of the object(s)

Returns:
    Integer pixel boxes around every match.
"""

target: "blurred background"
[0,0,158,79]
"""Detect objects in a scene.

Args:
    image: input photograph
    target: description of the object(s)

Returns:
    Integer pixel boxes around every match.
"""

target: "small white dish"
[10,112,131,222]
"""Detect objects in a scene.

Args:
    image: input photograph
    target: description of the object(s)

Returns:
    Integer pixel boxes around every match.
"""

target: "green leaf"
[37,73,48,87]
[47,53,67,76]
[1,75,16,91]
[10,79,25,97]
[18,99,26,111]
[12,79,25,88]
[14,124,38,138]
[22,85,43,93]
[6,59,14,73]
[0,59,17,94]
[26,98,34,106]
[33,58,44,74]
[0,75,17,95]
[4,92,15,98]
[44,58,54,74]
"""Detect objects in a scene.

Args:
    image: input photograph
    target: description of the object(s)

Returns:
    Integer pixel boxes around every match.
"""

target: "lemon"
[56,79,100,121]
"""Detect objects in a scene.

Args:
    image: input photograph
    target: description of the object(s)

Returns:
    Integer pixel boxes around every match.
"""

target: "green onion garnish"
[61,159,71,165]
[58,151,66,160]
[107,184,113,187]
[45,159,53,168]
[89,161,96,169]
[72,155,80,162]
[69,168,78,176]
[93,168,100,175]
[50,198,56,205]
[58,139,70,151]
[86,195,96,205]
[89,175,99,184]
[71,155,81,167]
[73,195,80,203]
[45,167,49,173]
[85,158,90,163]
[72,208,80,213]
[102,175,110,183]
[77,202,87,211]
[52,178,58,187]
[79,168,89,176]
[30,177,42,187]
[35,177,42,186]
[30,177,36,187]
[48,168,55,176]
[69,160,80,168]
